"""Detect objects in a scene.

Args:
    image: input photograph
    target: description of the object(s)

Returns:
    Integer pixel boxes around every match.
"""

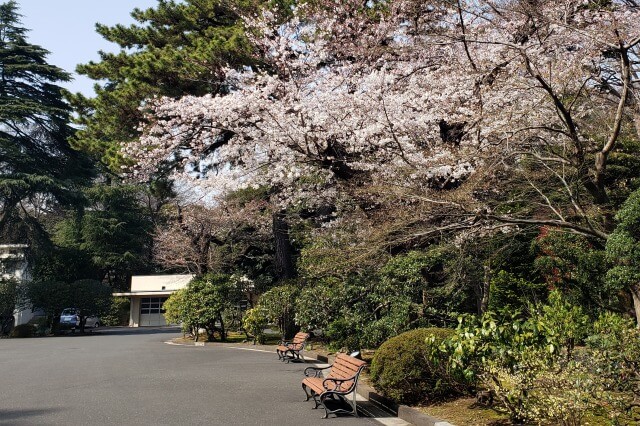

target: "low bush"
[242,307,269,344]
[101,297,131,326]
[10,324,35,338]
[370,327,467,405]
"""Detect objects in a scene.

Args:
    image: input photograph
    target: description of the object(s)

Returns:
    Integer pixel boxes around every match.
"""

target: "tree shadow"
[0,408,62,424]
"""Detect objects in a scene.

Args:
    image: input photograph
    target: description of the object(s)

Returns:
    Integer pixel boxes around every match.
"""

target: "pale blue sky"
[16,0,160,96]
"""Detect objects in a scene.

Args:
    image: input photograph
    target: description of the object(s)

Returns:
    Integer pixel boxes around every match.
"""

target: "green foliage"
[446,312,560,424]
[295,282,345,332]
[606,187,640,324]
[53,185,153,289]
[540,290,589,358]
[0,277,19,317]
[445,302,639,424]
[25,280,72,326]
[489,270,547,312]
[25,279,112,331]
[69,279,112,320]
[257,284,299,339]
[10,324,34,338]
[586,312,640,405]
[100,297,131,327]
[69,0,266,171]
[370,328,466,404]
[0,0,94,244]
[242,307,269,344]
[533,229,615,311]
[32,247,100,284]
[319,273,420,351]
[163,273,238,341]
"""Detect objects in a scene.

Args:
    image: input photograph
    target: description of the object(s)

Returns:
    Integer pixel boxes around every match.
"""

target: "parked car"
[59,308,100,331]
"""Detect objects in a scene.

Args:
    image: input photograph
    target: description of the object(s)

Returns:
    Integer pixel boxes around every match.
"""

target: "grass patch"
[419,398,509,426]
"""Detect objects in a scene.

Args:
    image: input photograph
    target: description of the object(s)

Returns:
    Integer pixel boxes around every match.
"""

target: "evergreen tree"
[0,1,93,244]
[68,0,265,171]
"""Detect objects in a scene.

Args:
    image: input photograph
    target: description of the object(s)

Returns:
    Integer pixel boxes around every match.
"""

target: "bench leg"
[302,383,312,401]
[319,392,359,419]
[302,384,322,408]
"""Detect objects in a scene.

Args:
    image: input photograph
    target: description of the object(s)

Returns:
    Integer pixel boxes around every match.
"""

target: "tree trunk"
[273,211,296,281]
[480,265,491,314]
[218,313,226,341]
[631,282,640,329]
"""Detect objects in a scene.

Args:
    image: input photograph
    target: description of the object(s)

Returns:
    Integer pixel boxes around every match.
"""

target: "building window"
[140,297,168,314]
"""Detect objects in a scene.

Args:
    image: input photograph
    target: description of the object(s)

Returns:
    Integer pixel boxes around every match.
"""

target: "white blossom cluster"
[124,0,640,209]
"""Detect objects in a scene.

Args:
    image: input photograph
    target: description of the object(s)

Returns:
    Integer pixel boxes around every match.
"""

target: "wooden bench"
[302,353,367,418]
[276,332,310,362]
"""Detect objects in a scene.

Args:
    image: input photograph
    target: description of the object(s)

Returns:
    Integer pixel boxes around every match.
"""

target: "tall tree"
[68,0,264,172]
[0,1,93,245]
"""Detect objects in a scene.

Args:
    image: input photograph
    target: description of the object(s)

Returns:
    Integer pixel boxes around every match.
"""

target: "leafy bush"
[446,305,639,425]
[28,317,49,336]
[242,307,268,344]
[257,284,299,339]
[10,324,35,338]
[295,283,345,332]
[489,270,547,312]
[370,327,466,405]
[163,273,238,341]
[540,290,588,358]
[101,297,131,326]
[447,312,560,424]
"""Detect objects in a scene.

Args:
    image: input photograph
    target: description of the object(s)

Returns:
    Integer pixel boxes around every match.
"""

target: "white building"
[0,244,40,327]
[114,274,193,327]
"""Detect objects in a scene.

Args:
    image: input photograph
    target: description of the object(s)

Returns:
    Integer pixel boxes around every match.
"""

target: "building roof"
[113,274,194,297]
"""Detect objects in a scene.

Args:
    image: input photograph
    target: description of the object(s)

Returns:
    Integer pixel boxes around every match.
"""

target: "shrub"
[370,327,465,405]
[28,317,49,336]
[257,285,299,339]
[242,307,268,344]
[101,297,131,326]
[10,324,35,338]
[163,273,237,341]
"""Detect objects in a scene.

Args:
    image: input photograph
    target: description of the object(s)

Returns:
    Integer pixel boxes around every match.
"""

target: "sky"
[16,0,160,96]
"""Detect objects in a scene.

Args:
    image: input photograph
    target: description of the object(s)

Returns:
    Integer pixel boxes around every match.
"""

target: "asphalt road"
[0,327,383,425]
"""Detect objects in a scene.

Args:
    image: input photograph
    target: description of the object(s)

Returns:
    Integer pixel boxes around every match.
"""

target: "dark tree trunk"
[273,211,296,281]
[480,265,491,314]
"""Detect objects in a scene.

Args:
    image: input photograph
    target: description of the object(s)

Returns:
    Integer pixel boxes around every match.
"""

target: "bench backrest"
[326,353,367,392]
[292,332,310,344]
[288,332,310,350]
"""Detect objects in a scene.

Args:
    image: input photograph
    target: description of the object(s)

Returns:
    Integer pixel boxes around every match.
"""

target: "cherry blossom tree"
[125,0,640,320]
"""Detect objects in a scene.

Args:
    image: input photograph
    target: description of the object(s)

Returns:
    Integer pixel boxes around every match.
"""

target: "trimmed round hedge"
[370,327,464,405]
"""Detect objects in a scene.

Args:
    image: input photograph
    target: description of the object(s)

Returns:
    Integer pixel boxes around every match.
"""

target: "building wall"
[0,244,36,326]
[131,275,193,292]
[130,297,141,327]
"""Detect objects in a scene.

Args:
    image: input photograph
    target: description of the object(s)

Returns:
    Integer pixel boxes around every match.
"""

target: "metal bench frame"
[302,354,367,418]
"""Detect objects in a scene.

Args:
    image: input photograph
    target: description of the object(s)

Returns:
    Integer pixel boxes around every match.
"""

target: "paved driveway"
[0,328,384,425]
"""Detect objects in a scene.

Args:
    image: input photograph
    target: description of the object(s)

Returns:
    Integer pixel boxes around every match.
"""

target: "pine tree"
[0,1,93,244]
[68,0,266,171]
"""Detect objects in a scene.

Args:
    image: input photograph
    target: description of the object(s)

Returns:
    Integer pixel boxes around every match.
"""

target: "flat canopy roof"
[113,291,175,297]
[130,274,194,292]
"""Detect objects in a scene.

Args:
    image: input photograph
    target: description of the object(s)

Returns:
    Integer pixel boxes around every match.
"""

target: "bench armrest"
[304,365,331,377]
[322,375,358,392]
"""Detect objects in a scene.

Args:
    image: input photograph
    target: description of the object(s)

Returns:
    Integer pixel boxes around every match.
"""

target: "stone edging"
[304,349,455,426]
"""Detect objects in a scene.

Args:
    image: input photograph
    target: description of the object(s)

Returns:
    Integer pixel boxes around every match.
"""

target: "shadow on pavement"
[94,326,182,336]
[0,408,62,424]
